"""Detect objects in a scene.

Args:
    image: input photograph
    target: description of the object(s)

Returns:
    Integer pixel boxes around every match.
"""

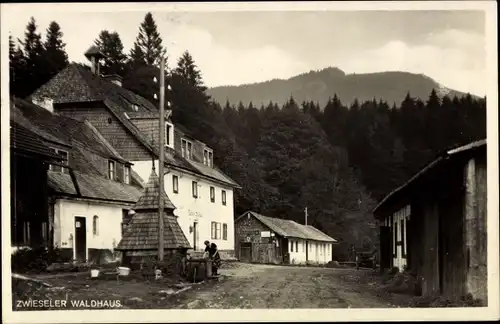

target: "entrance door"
[74,217,87,262]
[239,242,252,263]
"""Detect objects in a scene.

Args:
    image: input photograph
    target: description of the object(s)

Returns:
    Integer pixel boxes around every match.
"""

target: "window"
[165,123,172,146]
[41,222,48,242]
[172,175,179,193]
[108,160,115,180]
[223,223,228,240]
[222,190,227,206]
[181,139,193,159]
[93,216,99,236]
[210,186,215,203]
[203,148,213,167]
[49,148,69,173]
[192,181,198,198]
[124,166,130,184]
[211,222,222,239]
[295,241,298,252]
[291,241,294,252]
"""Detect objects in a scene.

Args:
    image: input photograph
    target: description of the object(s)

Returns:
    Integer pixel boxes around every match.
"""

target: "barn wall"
[464,156,488,303]
[234,213,282,264]
[419,202,441,296]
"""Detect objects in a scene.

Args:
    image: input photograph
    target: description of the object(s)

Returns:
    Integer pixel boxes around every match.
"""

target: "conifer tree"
[43,21,69,79]
[130,12,166,67]
[95,30,127,76]
[174,51,206,92]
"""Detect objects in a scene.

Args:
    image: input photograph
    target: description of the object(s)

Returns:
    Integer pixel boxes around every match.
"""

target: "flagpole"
[158,56,165,261]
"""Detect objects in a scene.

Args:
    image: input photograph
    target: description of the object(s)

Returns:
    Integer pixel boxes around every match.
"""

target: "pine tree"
[130,12,166,67]
[174,51,206,91]
[42,21,69,79]
[9,35,26,95]
[95,30,127,76]
[18,17,45,97]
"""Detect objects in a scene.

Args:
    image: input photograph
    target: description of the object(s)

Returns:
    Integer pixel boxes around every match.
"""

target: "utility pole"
[158,56,166,261]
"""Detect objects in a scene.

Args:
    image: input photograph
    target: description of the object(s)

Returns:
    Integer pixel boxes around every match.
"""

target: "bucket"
[90,269,100,278]
[117,266,130,276]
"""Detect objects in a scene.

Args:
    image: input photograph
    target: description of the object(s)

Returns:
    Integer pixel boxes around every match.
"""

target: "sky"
[4,4,488,95]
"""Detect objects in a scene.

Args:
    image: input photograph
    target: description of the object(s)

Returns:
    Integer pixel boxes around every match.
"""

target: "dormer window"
[108,160,115,180]
[49,148,69,173]
[203,148,213,167]
[165,122,174,148]
[181,139,193,160]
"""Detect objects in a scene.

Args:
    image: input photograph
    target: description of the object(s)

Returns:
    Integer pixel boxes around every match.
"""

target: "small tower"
[84,45,106,75]
[115,167,191,269]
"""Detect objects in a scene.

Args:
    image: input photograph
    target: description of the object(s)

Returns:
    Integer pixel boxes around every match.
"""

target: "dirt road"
[175,263,398,309]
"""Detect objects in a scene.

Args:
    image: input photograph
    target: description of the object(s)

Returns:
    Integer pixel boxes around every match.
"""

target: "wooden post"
[464,157,477,296]
[158,56,165,261]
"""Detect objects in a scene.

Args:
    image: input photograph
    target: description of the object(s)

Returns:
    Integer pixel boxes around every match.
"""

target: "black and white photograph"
[1,1,498,323]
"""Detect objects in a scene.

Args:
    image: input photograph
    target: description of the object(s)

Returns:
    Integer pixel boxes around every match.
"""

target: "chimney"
[103,74,123,87]
[84,45,106,76]
[32,97,54,113]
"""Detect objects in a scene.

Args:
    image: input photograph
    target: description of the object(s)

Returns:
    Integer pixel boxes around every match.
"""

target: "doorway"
[74,216,87,262]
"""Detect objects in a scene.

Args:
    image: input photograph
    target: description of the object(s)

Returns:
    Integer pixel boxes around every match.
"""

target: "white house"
[11,98,143,263]
[30,46,240,258]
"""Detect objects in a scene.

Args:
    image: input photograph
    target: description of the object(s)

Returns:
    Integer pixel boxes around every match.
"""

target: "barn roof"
[115,168,190,251]
[373,139,486,216]
[239,211,337,242]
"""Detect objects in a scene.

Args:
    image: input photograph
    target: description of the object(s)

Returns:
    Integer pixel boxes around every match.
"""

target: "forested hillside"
[10,13,487,260]
[207,67,474,108]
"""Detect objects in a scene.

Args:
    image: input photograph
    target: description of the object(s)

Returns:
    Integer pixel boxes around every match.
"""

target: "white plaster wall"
[132,160,235,252]
[54,199,126,260]
[287,239,332,264]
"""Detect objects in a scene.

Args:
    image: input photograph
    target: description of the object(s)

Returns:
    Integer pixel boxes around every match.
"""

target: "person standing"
[210,242,222,276]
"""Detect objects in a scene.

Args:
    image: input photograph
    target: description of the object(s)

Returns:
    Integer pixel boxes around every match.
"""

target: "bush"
[11,247,72,274]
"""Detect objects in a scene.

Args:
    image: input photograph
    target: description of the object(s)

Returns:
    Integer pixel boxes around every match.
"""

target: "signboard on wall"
[261,231,271,238]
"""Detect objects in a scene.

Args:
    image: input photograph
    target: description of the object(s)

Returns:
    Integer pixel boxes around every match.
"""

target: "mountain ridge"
[207,67,476,108]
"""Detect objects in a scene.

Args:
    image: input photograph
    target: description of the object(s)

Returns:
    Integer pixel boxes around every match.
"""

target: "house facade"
[30,46,240,258]
[235,211,337,265]
[11,98,143,263]
[373,139,487,303]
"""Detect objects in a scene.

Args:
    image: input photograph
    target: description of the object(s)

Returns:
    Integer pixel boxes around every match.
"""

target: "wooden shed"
[373,139,487,303]
[115,166,191,270]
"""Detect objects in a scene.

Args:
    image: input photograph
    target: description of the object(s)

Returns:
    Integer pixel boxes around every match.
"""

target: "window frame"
[215,222,221,239]
[210,186,215,203]
[93,215,99,236]
[124,166,131,184]
[223,223,228,240]
[192,181,198,198]
[49,148,69,173]
[165,122,172,146]
[181,138,193,160]
[221,190,227,206]
[290,240,294,252]
[108,160,116,180]
[172,175,179,193]
[203,148,213,167]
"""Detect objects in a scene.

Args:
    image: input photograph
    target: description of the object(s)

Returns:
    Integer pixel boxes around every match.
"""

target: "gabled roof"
[238,211,337,243]
[10,121,61,160]
[30,63,240,188]
[116,167,190,251]
[133,168,175,211]
[373,139,487,215]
